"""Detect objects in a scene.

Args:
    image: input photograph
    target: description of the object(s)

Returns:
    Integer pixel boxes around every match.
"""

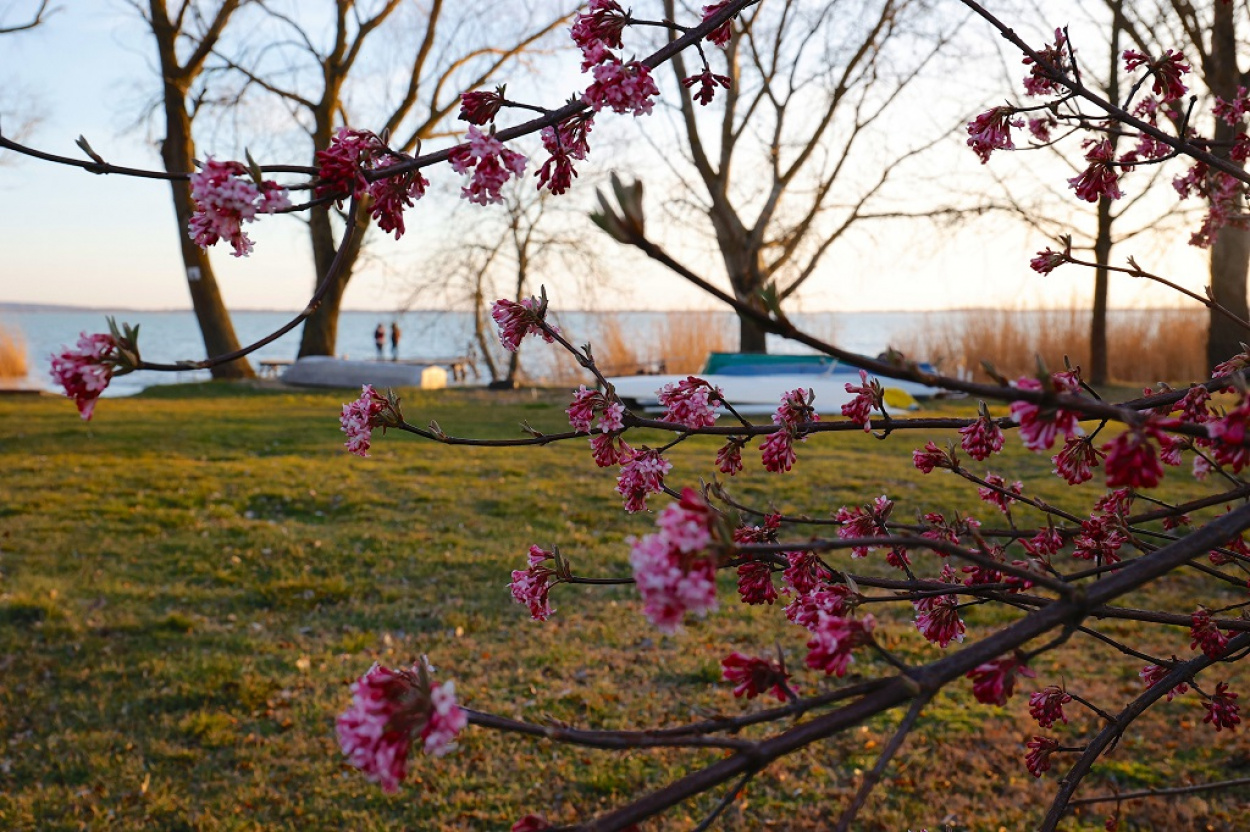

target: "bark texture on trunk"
[150,1,253,379]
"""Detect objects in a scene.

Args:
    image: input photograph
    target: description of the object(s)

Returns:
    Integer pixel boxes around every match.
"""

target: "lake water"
[3,306,1170,398]
[5,308,932,397]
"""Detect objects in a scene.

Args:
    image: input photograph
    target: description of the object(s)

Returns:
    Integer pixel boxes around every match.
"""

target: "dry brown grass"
[893,306,1206,384]
[590,312,734,377]
[0,322,28,378]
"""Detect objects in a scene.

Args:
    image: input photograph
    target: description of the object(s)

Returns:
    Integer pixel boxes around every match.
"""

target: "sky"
[0,1,1219,315]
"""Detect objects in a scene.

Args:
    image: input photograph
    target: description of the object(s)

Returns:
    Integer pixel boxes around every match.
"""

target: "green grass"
[0,383,1246,831]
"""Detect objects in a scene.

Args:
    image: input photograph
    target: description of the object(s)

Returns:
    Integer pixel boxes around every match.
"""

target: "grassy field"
[1,383,1247,831]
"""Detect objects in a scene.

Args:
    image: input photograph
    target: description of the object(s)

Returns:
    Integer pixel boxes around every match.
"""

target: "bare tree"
[0,1,58,166]
[207,0,571,358]
[0,0,57,35]
[595,0,962,352]
[136,0,256,379]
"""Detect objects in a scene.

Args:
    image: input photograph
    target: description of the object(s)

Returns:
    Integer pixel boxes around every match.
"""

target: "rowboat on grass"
[607,352,942,417]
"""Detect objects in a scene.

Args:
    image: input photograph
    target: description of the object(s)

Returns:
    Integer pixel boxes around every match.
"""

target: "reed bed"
[0,322,29,378]
[891,306,1207,384]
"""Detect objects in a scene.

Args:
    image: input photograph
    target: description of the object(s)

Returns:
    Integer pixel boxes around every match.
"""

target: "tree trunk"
[1206,1,1249,369]
[1089,1,1121,387]
[297,199,369,357]
[151,7,253,379]
[738,313,768,353]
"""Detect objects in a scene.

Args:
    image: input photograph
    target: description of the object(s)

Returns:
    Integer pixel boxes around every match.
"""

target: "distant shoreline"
[0,301,1205,315]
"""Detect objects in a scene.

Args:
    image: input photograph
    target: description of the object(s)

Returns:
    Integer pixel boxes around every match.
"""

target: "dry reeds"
[592,312,734,377]
[0,323,28,378]
[892,306,1206,384]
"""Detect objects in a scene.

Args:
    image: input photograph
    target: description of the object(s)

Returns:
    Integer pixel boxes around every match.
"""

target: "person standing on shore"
[374,323,385,360]
[390,322,401,362]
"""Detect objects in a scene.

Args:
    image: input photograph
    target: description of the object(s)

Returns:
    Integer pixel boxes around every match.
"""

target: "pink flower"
[1202,682,1241,732]
[701,1,735,48]
[315,128,384,203]
[1206,397,1250,472]
[1190,608,1230,658]
[567,385,623,433]
[1023,526,1064,559]
[805,614,876,677]
[449,126,527,205]
[841,370,877,431]
[762,388,818,472]
[721,652,792,701]
[967,106,1021,163]
[512,815,551,832]
[1030,247,1069,274]
[628,490,718,631]
[1139,662,1188,701]
[336,660,467,792]
[716,438,745,475]
[978,474,1023,514]
[1052,436,1100,485]
[571,0,628,61]
[1072,512,1127,564]
[616,448,672,513]
[1123,49,1190,103]
[760,430,797,473]
[785,585,854,630]
[967,654,1034,706]
[1102,422,1167,489]
[736,559,777,605]
[590,432,632,468]
[1068,139,1124,202]
[835,496,893,559]
[1025,736,1059,777]
[658,376,721,429]
[1214,87,1250,126]
[188,157,290,257]
[1022,30,1067,97]
[49,332,121,420]
[543,113,594,161]
[682,69,732,105]
[1028,685,1072,728]
[340,385,400,457]
[370,170,429,240]
[913,594,965,648]
[782,550,834,596]
[1027,116,1056,142]
[491,296,558,352]
[583,59,660,117]
[1009,374,1082,451]
[912,440,951,474]
[960,410,1005,460]
[536,152,577,195]
[509,545,559,621]
[458,88,505,125]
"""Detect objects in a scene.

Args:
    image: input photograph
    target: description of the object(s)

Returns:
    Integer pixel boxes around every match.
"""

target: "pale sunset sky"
[0,1,1217,315]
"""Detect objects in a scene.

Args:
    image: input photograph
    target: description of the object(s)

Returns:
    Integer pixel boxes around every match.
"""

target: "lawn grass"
[1,383,1247,830]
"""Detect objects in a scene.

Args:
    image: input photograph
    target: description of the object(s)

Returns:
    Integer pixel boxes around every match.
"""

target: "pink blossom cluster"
[760,388,818,472]
[720,651,792,701]
[977,474,1023,514]
[584,59,661,117]
[339,384,397,457]
[1203,682,1241,732]
[458,88,505,125]
[716,437,746,476]
[336,660,467,792]
[616,448,672,513]
[1139,661,1189,701]
[701,2,736,48]
[628,488,719,631]
[1052,436,1100,485]
[491,296,559,352]
[1068,139,1124,203]
[537,114,595,196]
[912,440,954,474]
[188,157,290,257]
[1072,511,1128,564]
[1101,421,1168,489]
[567,385,625,433]
[966,653,1035,706]
[509,545,560,621]
[314,129,428,239]
[1028,685,1072,728]
[449,126,527,205]
[1190,608,1231,659]
[1122,49,1190,103]
[49,332,120,420]
[1008,371,1082,451]
[966,107,1022,164]
[804,612,876,677]
[841,369,878,431]
[834,495,893,559]
[913,591,965,648]
[1022,29,1068,97]
[1025,735,1059,777]
[959,409,1005,460]
[657,376,722,428]
[682,68,732,106]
